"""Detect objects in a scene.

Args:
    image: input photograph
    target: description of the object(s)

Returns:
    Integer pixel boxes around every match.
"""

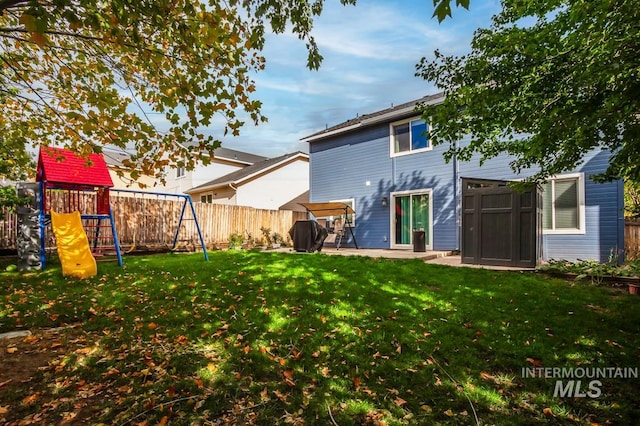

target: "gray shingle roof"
[212,147,268,165]
[102,147,267,168]
[301,92,444,142]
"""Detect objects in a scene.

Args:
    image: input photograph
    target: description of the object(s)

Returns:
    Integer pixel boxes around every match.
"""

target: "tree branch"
[0,0,28,14]
[0,26,205,67]
[0,54,94,146]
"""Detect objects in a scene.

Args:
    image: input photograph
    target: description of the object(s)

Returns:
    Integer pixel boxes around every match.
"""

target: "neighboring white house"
[103,149,156,190]
[155,147,268,194]
[103,147,267,193]
[186,152,309,211]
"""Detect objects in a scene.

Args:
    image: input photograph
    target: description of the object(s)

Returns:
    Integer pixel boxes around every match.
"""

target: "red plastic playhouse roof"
[37,146,114,187]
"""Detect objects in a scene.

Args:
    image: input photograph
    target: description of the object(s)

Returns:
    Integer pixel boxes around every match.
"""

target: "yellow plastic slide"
[50,210,97,278]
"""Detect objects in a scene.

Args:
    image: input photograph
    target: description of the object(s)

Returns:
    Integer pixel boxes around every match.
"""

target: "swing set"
[36,147,208,275]
[110,188,209,258]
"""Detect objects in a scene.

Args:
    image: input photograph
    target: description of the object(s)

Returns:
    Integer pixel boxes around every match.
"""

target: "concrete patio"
[276,247,536,271]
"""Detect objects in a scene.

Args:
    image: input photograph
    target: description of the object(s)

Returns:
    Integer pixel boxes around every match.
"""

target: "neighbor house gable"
[186,152,309,194]
[186,152,309,211]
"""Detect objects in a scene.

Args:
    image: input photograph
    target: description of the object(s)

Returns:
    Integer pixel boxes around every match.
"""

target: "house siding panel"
[236,160,309,210]
[310,122,458,250]
[311,124,392,248]
[307,99,623,262]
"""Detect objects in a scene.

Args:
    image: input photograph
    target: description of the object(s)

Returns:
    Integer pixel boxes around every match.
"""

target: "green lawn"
[1,251,639,425]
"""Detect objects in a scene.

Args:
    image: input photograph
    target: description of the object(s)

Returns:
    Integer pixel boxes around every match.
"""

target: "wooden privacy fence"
[0,208,17,251]
[0,196,308,251]
[110,196,308,249]
[625,219,640,261]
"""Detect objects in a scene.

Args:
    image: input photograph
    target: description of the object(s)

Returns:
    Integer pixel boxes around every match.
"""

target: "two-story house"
[302,93,624,265]
[186,152,309,211]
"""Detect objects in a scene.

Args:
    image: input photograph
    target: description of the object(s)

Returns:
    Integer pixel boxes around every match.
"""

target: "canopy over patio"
[298,202,355,218]
[298,202,358,249]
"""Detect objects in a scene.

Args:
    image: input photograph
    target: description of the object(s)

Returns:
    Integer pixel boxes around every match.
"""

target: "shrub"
[228,233,244,250]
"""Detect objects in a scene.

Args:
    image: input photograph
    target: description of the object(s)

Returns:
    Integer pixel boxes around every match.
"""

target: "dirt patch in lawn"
[0,326,102,425]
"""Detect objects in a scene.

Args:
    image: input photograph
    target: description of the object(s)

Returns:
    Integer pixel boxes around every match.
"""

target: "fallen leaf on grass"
[284,369,295,387]
[260,386,269,402]
[6,347,18,354]
[21,393,39,406]
[75,347,93,355]
[480,372,496,381]
[23,335,38,343]
[543,407,553,416]
[353,377,361,391]
[394,397,407,406]
[0,405,8,414]
[174,335,188,344]
[526,357,542,367]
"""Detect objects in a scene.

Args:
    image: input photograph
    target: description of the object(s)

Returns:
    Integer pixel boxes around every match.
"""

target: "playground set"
[16,146,208,278]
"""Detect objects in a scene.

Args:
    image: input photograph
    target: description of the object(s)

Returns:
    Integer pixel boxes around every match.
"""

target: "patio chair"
[324,218,346,249]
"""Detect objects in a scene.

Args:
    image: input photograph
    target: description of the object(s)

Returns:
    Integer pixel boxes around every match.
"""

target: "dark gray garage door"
[461,178,542,267]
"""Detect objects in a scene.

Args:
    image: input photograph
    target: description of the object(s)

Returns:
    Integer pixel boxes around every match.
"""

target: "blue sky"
[218,0,502,158]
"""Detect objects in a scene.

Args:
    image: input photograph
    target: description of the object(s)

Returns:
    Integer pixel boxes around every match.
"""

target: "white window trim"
[389,116,432,158]
[542,172,586,235]
[389,189,433,250]
[329,198,356,227]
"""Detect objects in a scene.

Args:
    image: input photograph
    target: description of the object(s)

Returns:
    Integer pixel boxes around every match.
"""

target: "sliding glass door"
[392,191,431,249]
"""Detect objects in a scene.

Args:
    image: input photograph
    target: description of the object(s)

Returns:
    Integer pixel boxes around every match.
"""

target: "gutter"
[302,94,444,143]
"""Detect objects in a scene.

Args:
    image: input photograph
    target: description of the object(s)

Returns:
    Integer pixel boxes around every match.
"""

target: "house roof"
[301,92,445,143]
[37,146,114,187]
[186,152,309,194]
[279,190,310,212]
[213,147,268,165]
[102,146,267,169]
[102,149,131,168]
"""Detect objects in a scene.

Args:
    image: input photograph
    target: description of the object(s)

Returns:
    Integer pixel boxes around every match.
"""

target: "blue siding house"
[302,93,625,263]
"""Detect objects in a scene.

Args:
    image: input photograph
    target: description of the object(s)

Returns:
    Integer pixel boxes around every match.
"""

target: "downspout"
[618,178,625,264]
[229,183,237,201]
[453,141,460,251]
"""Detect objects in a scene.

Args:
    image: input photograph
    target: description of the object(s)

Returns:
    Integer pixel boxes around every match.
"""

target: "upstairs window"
[176,166,186,178]
[200,194,213,203]
[541,173,585,234]
[390,117,431,156]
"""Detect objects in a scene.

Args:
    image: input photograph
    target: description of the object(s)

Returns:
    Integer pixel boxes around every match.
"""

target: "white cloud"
[214,0,502,158]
